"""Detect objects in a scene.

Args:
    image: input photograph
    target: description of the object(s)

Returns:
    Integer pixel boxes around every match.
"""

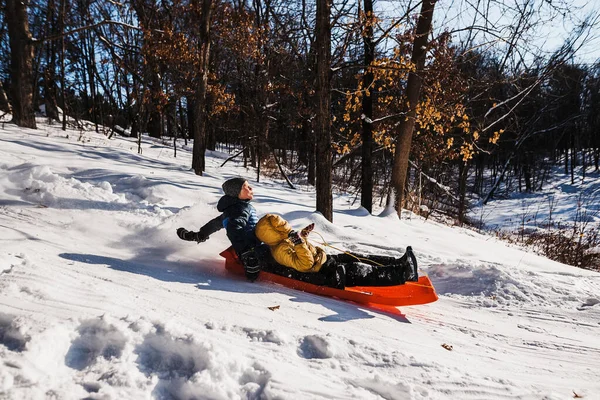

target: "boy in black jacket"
[177,177,263,280]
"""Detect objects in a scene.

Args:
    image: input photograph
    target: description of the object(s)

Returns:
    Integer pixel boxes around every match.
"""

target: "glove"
[240,250,261,281]
[300,223,314,238]
[289,223,314,245]
[176,228,208,243]
[288,231,303,245]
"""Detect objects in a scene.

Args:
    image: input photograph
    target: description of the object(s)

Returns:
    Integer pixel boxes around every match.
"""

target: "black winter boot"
[401,246,418,282]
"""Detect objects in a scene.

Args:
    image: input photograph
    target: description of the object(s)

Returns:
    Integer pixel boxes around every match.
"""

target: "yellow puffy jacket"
[255,214,327,273]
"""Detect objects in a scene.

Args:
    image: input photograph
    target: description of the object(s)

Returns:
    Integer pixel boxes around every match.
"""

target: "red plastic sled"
[219,247,438,308]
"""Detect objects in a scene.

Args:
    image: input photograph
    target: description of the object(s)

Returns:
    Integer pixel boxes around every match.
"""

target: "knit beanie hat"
[222,177,246,198]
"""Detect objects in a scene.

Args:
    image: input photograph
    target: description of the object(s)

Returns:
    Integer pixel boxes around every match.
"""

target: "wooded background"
[2,0,599,225]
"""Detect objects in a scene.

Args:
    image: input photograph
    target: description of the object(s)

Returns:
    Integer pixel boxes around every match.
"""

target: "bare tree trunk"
[192,0,213,175]
[524,162,532,191]
[187,97,195,144]
[207,123,216,150]
[146,73,162,138]
[0,81,11,113]
[308,137,316,186]
[458,161,469,224]
[389,0,437,215]
[582,147,586,182]
[131,0,160,138]
[6,0,37,128]
[256,123,262,182]
[43,0,60,122]
[570,139,575,184]
[179,97,187,143]
[361,0,374,213]
[84,30,98,131]
[253,0,272,179]
[166,98,176,137]
[315,0,332,221]
[59,0,67,130]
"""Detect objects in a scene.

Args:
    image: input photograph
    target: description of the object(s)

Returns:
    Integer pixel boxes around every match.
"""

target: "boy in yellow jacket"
[255,213,418,289]
[255,214,326,273]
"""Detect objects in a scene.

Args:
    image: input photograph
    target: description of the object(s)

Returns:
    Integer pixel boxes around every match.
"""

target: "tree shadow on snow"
[8,139,177,170]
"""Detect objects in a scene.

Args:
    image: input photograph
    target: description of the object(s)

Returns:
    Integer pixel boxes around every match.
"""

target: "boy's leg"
[318,258,346,289]
[343,262,404,287]
[330,252,402,266]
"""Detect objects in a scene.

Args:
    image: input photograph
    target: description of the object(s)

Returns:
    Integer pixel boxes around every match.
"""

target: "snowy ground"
[0,119,599,400]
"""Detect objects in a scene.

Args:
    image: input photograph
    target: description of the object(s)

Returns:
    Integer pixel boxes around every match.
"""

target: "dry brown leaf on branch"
[441,343,453,351]
[268,305,280,311]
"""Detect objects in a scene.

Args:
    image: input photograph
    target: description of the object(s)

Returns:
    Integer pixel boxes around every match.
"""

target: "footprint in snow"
[578,297,600,310]
[242,327,286,345]
[298,335,333,359]
[65,317,127,370]
[350,377,412,400]
[135,325,271,400]
[135,329,210,380]
[0,312,30,352]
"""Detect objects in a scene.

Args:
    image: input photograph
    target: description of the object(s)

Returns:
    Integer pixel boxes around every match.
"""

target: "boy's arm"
[199,214,225,237]
[176,214,224,243]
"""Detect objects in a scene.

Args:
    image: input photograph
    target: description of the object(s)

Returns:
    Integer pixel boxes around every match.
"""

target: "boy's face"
[238,181,253,200]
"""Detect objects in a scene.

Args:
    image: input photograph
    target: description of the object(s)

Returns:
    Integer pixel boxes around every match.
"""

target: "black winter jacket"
[199,195,259,255]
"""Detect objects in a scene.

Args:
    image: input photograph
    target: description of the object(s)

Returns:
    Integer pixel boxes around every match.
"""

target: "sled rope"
[405,281,433,289]
[311,231,386,267]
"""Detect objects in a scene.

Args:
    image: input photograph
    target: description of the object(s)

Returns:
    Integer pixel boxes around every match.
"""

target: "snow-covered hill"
[1,120,599,399]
